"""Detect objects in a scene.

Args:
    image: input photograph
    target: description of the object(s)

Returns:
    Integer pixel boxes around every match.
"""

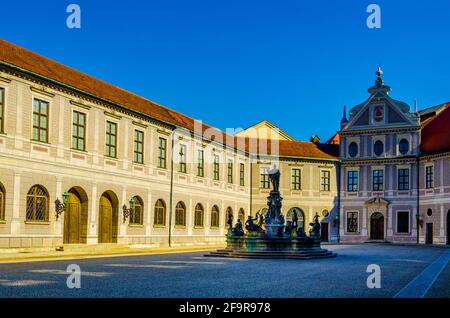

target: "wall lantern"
[122,197,135,223]
[55,191,70,220]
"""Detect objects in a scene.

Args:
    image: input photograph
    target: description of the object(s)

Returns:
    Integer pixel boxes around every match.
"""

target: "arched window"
[374,140,384,156]
[211,205,220,228]
[194,203,204,227]
[0,183,5,220]
[399,139,409,155]
[130,196,143,225]
[26,185,49,221]
[175,202,186,226]
[238,208,245,222]
[154,199,166,226]
[348,142,358,158]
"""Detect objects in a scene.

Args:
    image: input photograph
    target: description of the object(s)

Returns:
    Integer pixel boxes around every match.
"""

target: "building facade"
[0,39,448,249]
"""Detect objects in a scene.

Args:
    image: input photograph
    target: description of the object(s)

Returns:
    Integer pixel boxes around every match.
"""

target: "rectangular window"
[347,171,359,192]
[0,88,4,133]
[179,145,187,173]
[398,169,410,191]
[158,137,167,169]
[72,111,86,151]
[240,163,245,186]
[32,99,49,143]
[105,121,117,158]
[213,155,220,180]
[260,167,270,189]
[227,160,233,183]
[346,212,358,233]
[197,150,204,177]
[397,211,410,233]
[133,130,144,164]
[292,169,301,190]
[321,170,331,192]
[372,170,384,191]
[426,166,433,189]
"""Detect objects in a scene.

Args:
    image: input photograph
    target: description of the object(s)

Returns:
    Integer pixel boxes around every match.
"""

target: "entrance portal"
[370,212,384,240]
[426,223,433,245]
[63,187,88,244]
[321,223,329,242]
[98,192,118,243]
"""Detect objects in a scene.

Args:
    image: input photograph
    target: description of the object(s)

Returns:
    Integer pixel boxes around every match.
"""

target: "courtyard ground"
[0,244,448,298]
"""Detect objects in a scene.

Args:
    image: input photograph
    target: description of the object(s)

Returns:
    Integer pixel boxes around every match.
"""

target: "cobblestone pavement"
[0,244,448,298]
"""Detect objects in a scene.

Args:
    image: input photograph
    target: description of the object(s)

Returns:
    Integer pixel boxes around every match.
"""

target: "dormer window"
[374,140,384,157]
[348,142,358,158]
[399,139,409,155]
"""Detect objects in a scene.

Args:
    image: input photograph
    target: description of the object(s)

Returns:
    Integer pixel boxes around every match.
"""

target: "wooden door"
[99,194,113,243]
[64,192,81,244]
[426,223,433,245]
[321,223,329,242]
[370,213,384,240]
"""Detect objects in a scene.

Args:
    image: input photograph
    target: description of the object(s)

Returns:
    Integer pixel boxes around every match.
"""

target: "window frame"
[158,137,167,169]
[105,121,118,158]
[291,168,301,190]
[179,144,187,173]
[175,201,186,227]
[211,205,220,228]
[26,185,49,222]
[348,142,358,158]
[399,138,409,155]
[213,155,220,180]
[154,199,166,226]
[347,171,359,192]
[129,196,144,225]
[239,163,245,186]
[227,160,233,184]
[396,211,410,234]
[197,149,204,177]
[373,140,384,157]
[32,98,49,143]
[194,203,204,228]
[320,170,331,192]
[346,211,359,233]
[0,87,5,134]
[0,183,5,221]
[398,168,410,191]
[425,165,434,189]
[372,169,384,191]
[72,110,87,151]
[133,129,144,164]
[260,167,270,189]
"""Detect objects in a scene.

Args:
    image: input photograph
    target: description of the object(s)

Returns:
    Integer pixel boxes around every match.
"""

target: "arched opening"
[370,212,384,240]
[0,182,5,221]
[238,208,245,223]
[98,191,119,243]
[211,205,220,228]
[64,187,88,244]
[175,201,186,227]
[287,207,305,230]
[194,203,204,227]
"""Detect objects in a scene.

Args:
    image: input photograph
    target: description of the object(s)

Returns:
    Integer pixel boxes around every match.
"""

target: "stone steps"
[205,249,336,260]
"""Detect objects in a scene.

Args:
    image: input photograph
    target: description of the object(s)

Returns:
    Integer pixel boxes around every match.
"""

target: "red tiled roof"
[0,39,338,160]
[421,103,450,155]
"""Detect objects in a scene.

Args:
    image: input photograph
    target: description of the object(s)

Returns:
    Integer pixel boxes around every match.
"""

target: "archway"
[64,187,88,244]
[447,209,450,245]
[370,212,384,240]
[98,191,119,243]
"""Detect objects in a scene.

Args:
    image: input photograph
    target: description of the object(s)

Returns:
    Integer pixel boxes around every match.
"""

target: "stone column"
[440,204,445,238]
[145,191,152,237]
[57,97,65,158]
[10,172,22,235]
[187,197,193,236]
[362,208,368,236]
[55,176,63,236]
[119,188,127,241]
[387,206,393,237]
[87,183,98,244]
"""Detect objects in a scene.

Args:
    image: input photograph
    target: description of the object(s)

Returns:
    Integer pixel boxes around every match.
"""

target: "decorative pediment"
[365,197,390,206]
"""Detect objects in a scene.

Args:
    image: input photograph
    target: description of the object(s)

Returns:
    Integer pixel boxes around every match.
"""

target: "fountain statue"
[206,169,336,260]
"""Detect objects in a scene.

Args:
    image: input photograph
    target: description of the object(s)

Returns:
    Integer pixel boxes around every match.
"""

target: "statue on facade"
[291,210,298,230]
[232,219,245,236]
[268,166,281,192]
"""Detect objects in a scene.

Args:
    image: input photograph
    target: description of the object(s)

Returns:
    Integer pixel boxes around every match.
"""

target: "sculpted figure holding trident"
[268,165,281,192]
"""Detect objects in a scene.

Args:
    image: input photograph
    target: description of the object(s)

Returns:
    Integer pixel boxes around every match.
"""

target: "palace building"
[0,39,448,249]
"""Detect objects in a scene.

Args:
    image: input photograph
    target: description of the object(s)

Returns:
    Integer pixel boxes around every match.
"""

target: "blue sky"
[1,0,449,141]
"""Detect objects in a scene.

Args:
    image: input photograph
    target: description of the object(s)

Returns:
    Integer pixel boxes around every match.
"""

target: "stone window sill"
[24,221,50,225]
